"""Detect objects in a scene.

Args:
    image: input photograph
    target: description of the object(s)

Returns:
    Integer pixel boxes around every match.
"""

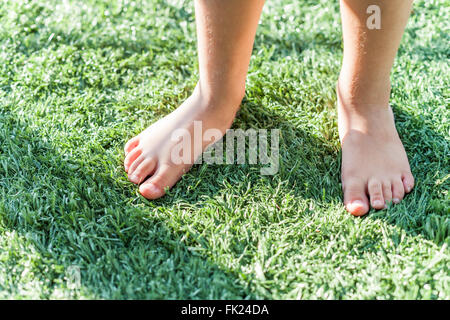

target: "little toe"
[124,147,142,172]
[343,179,370,216]
[392,178,405,204]
[124,136,139,155]
[402,172,415,194]
[368,179,385,210]
[128,158,157,185]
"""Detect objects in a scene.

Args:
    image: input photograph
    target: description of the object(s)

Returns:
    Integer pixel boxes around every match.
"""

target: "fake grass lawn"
[0,0,448,299]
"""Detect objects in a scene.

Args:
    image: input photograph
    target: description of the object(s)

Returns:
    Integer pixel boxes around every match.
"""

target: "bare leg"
[124,0,264,199]
[338,0,415,216]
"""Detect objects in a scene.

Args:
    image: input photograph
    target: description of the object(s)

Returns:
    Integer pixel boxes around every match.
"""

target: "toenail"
[347,200,365,210]
[141,183,160,195]
[373,200,383,207]
[393,198,400,204]
[129,174,139,183]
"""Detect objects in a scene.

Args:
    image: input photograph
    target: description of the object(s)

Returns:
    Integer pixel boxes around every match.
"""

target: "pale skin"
[124,0,415,216]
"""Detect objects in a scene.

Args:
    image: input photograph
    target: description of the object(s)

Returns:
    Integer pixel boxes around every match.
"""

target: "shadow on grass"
[0,111,253,298]
[0,94,343,298]
[1,0,448,297]
[1,84,448,298]
[172,97,449,246]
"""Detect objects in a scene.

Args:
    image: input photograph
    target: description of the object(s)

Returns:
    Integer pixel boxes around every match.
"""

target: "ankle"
[337,74,391,111]
[186,83,242,127]
[194,82,245,109]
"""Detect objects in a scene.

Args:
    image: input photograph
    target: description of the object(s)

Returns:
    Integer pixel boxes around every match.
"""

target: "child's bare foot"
[124,86,241,199]
[337,80,415,216]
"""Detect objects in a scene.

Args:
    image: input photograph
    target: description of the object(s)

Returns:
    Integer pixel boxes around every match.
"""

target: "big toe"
[343,179,370,216]
[139,164,186,200]
[139,183,165,200]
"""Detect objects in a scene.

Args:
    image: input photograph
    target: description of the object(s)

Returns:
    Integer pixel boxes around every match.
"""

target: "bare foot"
[124,86,241,199]
[337,81,415,216]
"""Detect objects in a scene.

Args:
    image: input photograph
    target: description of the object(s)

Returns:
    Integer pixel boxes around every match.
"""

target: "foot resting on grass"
[124,86,241,199]
[337,80,415,216]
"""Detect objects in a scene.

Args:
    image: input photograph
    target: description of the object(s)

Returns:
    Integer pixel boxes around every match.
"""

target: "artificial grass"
[0,0,448,299]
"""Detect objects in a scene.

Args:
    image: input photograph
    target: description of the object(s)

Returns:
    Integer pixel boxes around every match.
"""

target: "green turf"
[0,0,448,299]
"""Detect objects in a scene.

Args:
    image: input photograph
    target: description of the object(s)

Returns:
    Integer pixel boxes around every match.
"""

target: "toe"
[139,182,165,200]
[382,181,392,205]
[402,172,415,194]
[124,147,142,172]
[139,164,186,200]
[368,179,385,210]
[128,158,157,184]
[392,178,405,204]
[343,179,370,216]
[127,154,145,176]
[124,136,139,155]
